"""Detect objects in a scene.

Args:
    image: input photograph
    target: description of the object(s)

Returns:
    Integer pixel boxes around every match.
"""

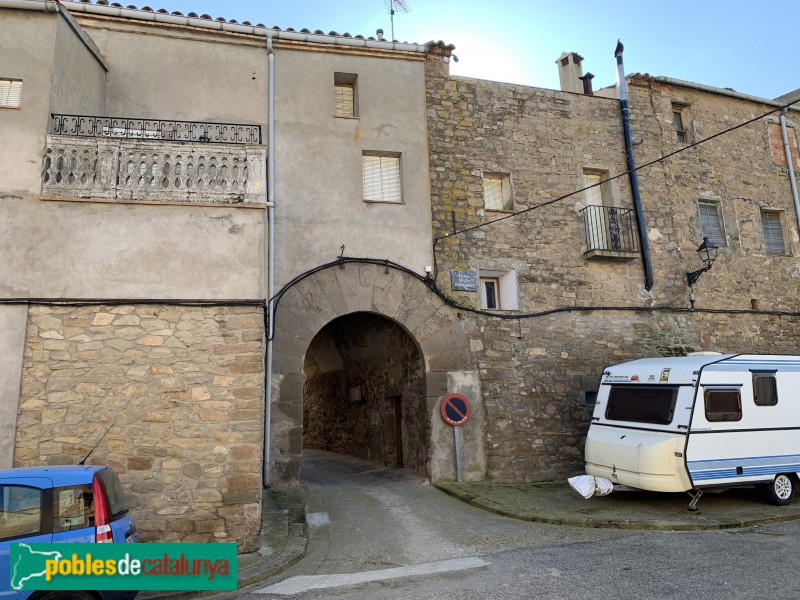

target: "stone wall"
[15,304,264,551]
[425,56,800,482]
[303,312,427,472]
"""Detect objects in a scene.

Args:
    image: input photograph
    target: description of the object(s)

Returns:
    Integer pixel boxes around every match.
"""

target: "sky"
[130,0,798,100]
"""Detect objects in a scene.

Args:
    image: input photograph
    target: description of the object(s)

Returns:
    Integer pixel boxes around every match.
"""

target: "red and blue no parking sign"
[440,393,471,426]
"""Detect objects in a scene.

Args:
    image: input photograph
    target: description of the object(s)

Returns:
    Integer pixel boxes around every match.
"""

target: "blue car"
[0,465,137,600]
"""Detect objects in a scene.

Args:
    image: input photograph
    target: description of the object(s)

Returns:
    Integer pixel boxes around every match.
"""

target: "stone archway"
[268,263,482,485]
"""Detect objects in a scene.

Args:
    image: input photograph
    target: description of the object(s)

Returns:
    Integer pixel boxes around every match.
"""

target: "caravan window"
[704,389,742,422]
[605,386,678,425]
[752,373,778,406]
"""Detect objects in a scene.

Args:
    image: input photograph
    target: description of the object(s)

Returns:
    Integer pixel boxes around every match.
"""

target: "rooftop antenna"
[383,0,411,42]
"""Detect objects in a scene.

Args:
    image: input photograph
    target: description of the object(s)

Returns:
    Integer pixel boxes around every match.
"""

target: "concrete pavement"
[193,451,800,595]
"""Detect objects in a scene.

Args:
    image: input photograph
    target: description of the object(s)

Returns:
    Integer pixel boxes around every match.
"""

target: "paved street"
[235,450,800,599]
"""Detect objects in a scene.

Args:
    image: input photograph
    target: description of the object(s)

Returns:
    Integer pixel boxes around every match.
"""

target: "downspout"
[779,108,800,231]
[263,34,276,487]
[614,41,654,291]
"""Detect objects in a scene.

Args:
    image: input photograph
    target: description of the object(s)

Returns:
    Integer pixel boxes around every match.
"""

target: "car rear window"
[605,386,678,425]
[53,485,94,532]
[0,485,42,541]
[96,469,127,518]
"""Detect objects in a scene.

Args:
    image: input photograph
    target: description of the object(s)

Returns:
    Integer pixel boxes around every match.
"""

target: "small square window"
[478,269,518,310]
[0,79,22,109]
[483,173,512,211]
[363,152,402,203]
[761,211,786,255]
[698,200,726,247]
[334,73,358,118]
[704,389,741,422]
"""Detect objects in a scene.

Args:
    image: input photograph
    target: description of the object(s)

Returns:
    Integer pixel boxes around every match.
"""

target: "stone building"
[1,0,799,550]
[424,47,800,481]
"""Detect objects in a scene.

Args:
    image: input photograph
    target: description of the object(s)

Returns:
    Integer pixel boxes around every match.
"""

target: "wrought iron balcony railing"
[580,205,638,255]
[51,114,262,145]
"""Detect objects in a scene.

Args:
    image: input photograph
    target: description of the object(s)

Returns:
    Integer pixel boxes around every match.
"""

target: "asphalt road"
[235,450,800,599]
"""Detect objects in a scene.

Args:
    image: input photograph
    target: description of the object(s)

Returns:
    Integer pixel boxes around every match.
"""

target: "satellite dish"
[383,0,410,42]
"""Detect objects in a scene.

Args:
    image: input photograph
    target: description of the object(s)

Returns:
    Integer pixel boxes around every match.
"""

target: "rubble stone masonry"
[14,304,264,550]
[425,56,800,481]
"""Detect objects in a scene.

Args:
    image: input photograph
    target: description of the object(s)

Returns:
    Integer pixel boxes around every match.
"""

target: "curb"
[433,482,800,531]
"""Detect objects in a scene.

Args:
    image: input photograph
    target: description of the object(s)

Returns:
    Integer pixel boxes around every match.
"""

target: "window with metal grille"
[362,153,401,203]
[0,79,22,108]
[483,173,512,211]
[761,211,786,255]
[698,200,726,247]
[334,73,357,117]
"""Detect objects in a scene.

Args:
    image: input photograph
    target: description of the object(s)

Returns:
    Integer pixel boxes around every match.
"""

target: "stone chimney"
[556,51,584,94]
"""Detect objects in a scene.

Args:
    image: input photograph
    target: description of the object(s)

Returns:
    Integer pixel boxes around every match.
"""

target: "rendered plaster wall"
[75,17,267,125]
[303,313,427,472]
[51,14,106,116]
[273,49,433,289]
[0,306,29,469]
[14,304,264,550]
[0,10,58,195]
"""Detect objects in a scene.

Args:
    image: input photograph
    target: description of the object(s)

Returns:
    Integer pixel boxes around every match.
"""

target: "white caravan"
[585,354,800,510]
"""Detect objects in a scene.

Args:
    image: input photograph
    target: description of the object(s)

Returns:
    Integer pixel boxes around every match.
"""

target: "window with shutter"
[363,153,402,203]
[698,201,726,247]
[334,73,357,118]
[761,211,786,255]
[482,173,512,211]
[0,79,22,109]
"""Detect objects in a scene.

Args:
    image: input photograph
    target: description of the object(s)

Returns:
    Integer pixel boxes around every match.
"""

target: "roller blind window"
[363,154,402,203]
[761,211,786,255]
[698,201,726,247]
[0,79,22,108]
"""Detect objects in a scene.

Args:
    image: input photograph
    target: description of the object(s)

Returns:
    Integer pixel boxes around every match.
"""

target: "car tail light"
[93,476,113,543]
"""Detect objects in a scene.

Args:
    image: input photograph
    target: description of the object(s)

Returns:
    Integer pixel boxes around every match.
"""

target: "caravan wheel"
[767,474,796,505]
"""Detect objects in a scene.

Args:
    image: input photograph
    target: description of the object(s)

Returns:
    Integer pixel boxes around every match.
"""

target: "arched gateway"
[268,263,484,484]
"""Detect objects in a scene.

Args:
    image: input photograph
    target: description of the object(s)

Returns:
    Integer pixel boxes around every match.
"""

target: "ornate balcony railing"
[41,135,266,206]
[580,205,638,255]
[51,114,262,145]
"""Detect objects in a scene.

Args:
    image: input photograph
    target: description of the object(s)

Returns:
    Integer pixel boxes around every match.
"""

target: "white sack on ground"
[568,475,614,499]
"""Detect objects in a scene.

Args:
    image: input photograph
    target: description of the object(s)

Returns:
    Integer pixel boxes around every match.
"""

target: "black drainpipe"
[614,40,653,291]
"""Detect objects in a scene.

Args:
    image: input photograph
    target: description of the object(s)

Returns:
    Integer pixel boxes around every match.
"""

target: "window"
[753,373,778,406]
[334,72,358,118]
[483,173,512,211]
[761,211,786,255]
[698,200,726,247]
[0,79,22,109]
[0,485,42,541]
[583,170,610,250]
[478,269,518,310]
[672,103,689,143]
[363,152,401,203]
[704,389,742,422]
[605,386,678,425]
[53,485,93,533]
[481,277,500,309]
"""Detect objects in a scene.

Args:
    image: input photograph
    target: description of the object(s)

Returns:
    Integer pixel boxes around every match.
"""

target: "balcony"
[580,205,639,260]
[41,114,266,206]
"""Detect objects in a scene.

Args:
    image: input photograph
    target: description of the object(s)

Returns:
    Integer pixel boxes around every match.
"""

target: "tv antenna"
[384,0,411,42]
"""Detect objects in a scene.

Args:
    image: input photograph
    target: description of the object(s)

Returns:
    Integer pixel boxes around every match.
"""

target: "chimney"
[376,28,384,41]
[556,51,584,94]
[579,72,595,95]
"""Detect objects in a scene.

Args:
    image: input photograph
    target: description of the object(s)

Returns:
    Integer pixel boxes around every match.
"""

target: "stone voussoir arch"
[268,263,474,484]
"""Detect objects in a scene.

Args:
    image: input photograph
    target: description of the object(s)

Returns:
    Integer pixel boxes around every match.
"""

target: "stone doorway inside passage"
[302,312,429,474]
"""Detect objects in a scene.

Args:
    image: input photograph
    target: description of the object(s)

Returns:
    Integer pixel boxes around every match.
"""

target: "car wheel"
[767,473,796,506]
[41,592,95,600]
